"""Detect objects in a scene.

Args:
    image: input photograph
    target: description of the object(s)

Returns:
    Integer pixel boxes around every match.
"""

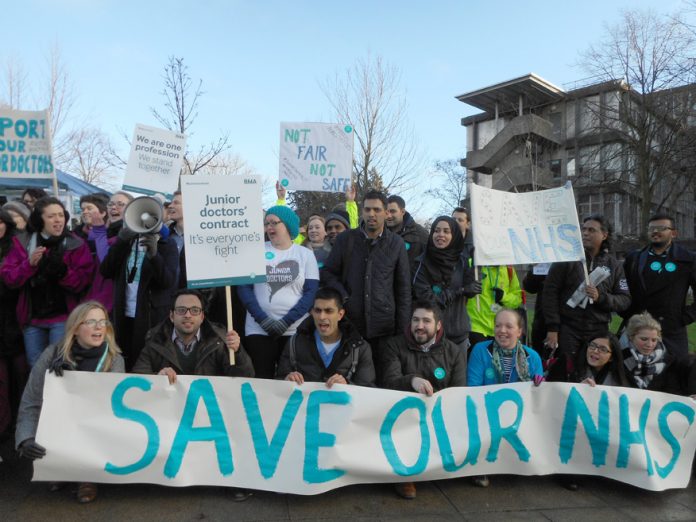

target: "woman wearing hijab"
[412,216,481,353]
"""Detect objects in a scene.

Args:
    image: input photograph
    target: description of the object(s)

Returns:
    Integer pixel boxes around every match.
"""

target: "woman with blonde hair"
[15,301,124,504]
[621,312,690,395]
[302,214,331,267]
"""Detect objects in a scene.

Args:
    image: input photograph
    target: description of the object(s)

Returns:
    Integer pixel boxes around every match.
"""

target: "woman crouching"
[15,301,124,503]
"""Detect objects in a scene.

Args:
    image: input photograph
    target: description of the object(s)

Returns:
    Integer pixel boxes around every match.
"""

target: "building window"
[549,159,562,181]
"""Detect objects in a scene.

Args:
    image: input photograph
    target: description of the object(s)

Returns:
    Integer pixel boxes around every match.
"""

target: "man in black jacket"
[381,300,467,499]
[543,215,631,359]
[321,190,411,375]
[386,194,428,274]
[622,213,696,357]
[276,287,375,387]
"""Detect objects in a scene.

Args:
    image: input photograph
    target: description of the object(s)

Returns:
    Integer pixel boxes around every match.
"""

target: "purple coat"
[0,232,94,328]
[84,225,115,312]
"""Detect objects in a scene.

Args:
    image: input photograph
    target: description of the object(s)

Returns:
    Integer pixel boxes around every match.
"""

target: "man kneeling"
[133,288,255,500]
[276,286,375,387]
[382,300,467,499]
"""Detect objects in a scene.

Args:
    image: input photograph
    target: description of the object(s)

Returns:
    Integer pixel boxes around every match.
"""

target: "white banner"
[470,182,584,266]
[0,108,54,178]
[181,175,266,288]
[122,124,186,198]
[278,122,353,192]
[34,374,696,493]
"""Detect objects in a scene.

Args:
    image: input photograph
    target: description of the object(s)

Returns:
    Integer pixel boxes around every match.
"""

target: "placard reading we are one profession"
[181,174,267,288]
[122,123,187,199]
[278,122,354,192]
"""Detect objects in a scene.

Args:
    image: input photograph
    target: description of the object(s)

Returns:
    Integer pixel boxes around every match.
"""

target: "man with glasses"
[622,213,696,357]
[133,289,254,501]
[133,288,254,380]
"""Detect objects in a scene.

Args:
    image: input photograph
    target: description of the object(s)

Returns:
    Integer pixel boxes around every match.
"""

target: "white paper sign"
[279,122,353,192]
[471,182,584,266]
[122,124,186,198]
[181,174,266,288]
[33,375,696,493]
[0,108,54,178]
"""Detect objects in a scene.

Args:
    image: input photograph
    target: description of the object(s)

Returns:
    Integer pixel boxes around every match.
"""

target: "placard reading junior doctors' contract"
[181,175,266,288]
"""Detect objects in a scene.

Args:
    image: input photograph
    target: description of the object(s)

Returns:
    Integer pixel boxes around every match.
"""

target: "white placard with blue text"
[0,108,54,178]
[470,182,584,266]
[181,174,266,288]
[33,374,696,493]
[122,123,186,198]
[279,122,354,192]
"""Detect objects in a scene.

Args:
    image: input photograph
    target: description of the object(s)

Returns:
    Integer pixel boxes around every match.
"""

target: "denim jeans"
[23,323,65,367]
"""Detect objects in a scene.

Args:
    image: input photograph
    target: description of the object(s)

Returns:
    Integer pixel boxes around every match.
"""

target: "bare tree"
[425,159,468,215]
[150,56,232,175]
[578,9,696,237]
[62,127,119,187]
[196,151,257,177]
[320,54,425,201]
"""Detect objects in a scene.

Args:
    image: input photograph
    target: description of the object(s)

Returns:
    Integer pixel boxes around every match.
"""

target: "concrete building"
[457,73,696,242]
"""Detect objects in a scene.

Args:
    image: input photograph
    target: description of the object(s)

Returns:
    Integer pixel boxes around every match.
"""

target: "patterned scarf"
[623,342,666,389]
[491,340,531,383]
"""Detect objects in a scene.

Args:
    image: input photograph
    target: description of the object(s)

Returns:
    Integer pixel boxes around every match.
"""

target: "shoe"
[77,482,98,503]
[48,482,64,492]
[394,482,417,499]
[472,475,490,488]
[231,488,253,502]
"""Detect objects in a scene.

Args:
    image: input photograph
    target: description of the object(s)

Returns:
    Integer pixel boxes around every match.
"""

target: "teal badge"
[650,261,662,272]
[318,262,324,269]
[265,252,275,260]
[434,367,446,380]
[485,368,495,380]
[281,178,289,187]
[344,125,353,133]
[665,262,676,272]
[405,242,411,251]
[432,285,442,296]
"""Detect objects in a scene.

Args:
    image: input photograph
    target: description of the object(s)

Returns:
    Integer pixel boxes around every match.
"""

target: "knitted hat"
[3,201,31,222]
[324,209,350,229]
[265,205,300,239]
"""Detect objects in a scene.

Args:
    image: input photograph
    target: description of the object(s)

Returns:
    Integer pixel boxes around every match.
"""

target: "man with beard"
[321,190,411,378]
[622,213,696,357]
[381,300,467,499]
[386,195,429,273]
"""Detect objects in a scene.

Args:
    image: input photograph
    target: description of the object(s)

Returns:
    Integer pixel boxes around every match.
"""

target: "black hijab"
[420,216,465,286]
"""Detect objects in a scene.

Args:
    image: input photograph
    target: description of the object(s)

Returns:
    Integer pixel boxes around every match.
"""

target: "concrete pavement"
[2,438,695,521]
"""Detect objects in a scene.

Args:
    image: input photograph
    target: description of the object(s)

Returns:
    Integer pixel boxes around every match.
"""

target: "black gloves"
[49,355,76,377]
[493,287,504,304]
[118,226,138,242]
[18,438,46,460]
[139,234,159,259]
[259,317,289,337]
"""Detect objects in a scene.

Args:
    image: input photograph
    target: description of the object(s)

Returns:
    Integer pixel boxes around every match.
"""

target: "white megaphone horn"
[123,196,165,234]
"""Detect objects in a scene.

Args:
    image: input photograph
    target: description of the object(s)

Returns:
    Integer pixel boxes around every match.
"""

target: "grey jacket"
[15,343,125,449]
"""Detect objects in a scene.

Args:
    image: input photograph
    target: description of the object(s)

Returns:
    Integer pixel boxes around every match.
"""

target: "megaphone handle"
[225,286,236,365]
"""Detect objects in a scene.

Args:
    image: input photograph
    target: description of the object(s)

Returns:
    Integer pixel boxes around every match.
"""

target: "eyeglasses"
[173,306,203,316]
[82,319,110,328]
[587,341,611,354]
[264,220,283,227]
[647,225,674,232]
[107,201,127,208]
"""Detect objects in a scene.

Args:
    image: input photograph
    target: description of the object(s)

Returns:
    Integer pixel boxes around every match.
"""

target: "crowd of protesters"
[1,183,696,503]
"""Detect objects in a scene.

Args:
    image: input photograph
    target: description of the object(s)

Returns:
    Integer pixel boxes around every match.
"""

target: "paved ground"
[2,438,695,522]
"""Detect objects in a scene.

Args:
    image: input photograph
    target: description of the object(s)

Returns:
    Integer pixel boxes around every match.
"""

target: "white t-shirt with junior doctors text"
[245,242,319,337]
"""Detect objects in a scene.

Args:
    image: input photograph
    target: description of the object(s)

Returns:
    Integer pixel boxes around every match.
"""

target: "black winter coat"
[622,348,690,395]
[275,316,375,387]
[133,318,254,377]
[381,330,467,391]
[543,250,631,332]
[100,234,178,365]
[412,251,477,344]
[622,243,696,335]
[389,212,429,275]
[321,226,411,340]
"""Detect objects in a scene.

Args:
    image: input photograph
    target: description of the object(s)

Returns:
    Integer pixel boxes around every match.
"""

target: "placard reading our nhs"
[471,182,584,266]
[279,122,354,192]
[0,108,54,178]
[122,123,187,198]
[34,375,696,493]
[181,174,266,288]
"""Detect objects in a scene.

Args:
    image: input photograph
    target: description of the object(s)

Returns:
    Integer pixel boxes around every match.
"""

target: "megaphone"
[123,196,164,234]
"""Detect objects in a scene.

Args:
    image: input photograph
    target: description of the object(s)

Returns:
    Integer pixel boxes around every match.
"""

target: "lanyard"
[95,343,109,373]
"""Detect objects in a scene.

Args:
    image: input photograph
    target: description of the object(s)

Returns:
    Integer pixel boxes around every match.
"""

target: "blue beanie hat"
[265,205,300,239]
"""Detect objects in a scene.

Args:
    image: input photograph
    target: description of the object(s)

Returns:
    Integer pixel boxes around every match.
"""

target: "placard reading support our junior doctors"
[470,181,585,266]
[0,108,54,178]
[122,124,186,198]
[279,122,353,192]
[181,175,266,288]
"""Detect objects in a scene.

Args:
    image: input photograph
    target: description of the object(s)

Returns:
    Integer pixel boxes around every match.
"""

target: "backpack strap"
[345,341,360,382]
[289,334,298,372]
